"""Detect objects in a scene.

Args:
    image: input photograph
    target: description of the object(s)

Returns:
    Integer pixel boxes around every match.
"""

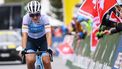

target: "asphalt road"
[0,57,69,69]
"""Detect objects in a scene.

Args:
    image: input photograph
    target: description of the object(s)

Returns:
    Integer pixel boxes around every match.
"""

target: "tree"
[49,0,63,21]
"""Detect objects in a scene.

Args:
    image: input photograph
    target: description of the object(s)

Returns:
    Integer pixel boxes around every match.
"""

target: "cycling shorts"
[26,35,48,52]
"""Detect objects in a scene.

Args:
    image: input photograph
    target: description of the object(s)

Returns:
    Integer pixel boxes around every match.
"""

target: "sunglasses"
[29,13,40,17]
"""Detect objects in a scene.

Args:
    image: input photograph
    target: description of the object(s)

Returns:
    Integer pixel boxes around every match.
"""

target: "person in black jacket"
[97,4,122,39]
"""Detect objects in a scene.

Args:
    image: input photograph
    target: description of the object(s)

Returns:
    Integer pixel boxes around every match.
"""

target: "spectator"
[97,4,122,39]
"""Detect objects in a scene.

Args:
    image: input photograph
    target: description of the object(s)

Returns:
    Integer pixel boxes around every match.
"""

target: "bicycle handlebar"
[22,49,53,62]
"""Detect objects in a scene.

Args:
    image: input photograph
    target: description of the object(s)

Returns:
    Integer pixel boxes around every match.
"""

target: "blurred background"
[1,0,122,69]
[0,0,83,69]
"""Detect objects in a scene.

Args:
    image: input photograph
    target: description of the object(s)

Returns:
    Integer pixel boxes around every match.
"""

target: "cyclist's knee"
[27,59,35,64]
[42,55,50,64]
[26,55,35,64]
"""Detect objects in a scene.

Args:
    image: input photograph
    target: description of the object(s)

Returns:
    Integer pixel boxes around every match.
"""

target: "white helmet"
[25,1,41,14]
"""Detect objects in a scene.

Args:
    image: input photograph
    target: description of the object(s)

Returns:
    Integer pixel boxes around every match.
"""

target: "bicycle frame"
[23,51,46,69]
[35,49,53,69]
[35,51,46,69]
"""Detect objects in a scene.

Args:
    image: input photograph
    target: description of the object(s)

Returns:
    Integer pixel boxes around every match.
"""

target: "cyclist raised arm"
[21,1,52,69]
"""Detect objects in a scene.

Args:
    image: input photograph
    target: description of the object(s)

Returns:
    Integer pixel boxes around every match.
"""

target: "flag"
[57,35,74,55]
[57,42,74,55]
[79,0,117,52]
[79,0,97,18]
[97,0,117,23]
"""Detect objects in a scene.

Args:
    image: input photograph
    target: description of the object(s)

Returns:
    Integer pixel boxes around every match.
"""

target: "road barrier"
[66,32,122,69]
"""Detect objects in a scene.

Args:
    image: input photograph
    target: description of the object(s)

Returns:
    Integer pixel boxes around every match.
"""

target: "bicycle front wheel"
[35,65,40,69]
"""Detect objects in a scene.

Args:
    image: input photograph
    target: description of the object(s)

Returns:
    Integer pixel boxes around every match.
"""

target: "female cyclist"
[21,1,52,69]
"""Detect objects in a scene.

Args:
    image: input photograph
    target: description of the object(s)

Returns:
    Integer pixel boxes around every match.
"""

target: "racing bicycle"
[21,49,53,69]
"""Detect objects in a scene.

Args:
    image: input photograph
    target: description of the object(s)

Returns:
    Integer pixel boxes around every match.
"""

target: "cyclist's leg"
[26,37,37,69]
[26,53,36,69]
[42,53,52,69]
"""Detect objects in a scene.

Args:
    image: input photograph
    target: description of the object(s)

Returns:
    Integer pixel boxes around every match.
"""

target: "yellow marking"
[8,44,16,49]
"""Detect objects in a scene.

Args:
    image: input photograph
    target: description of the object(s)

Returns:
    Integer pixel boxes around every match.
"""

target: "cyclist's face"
[29,13,40,22]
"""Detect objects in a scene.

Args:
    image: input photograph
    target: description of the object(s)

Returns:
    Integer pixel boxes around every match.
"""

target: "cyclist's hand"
[48,46,56,55]
[19,48,26,57]
[47,49,54,62]
[21,49,26,54]
[103,30,110,35]
[96,32,104,39]
[19,48,26,64]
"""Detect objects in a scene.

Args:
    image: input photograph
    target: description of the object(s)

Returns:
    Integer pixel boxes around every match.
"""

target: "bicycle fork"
[35,55,44,69]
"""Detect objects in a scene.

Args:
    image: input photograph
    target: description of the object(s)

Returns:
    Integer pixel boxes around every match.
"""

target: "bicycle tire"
[35,65,40,69]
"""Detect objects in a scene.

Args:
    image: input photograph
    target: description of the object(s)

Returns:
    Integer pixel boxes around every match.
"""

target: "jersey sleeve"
[43,15,51,33]
[22,14,29,33]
